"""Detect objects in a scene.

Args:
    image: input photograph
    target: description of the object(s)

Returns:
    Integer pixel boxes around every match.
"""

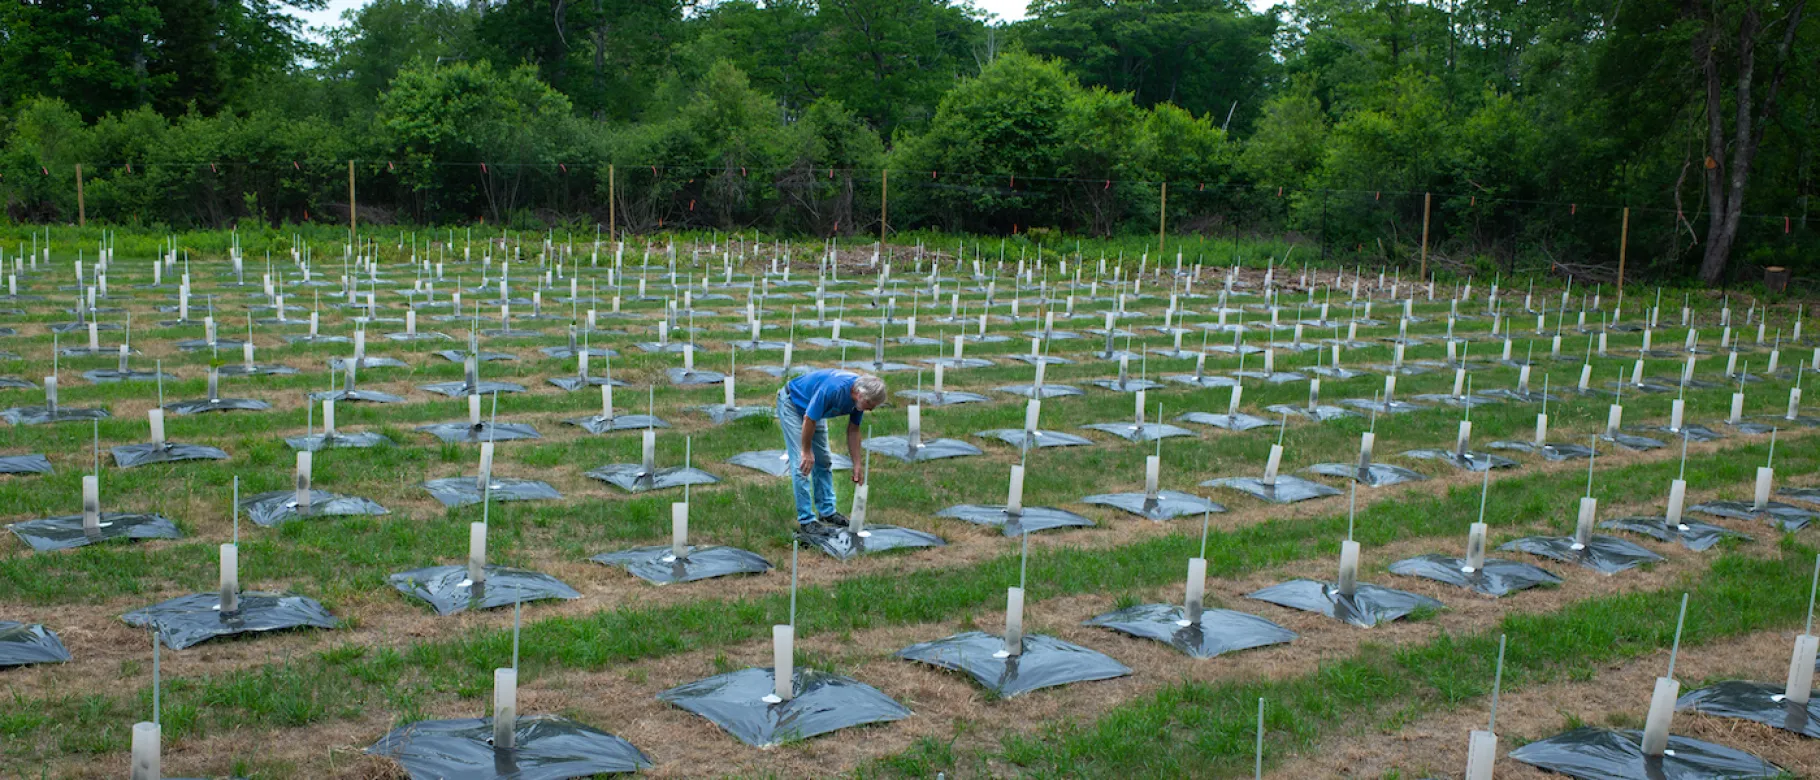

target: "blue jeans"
[777,388,835,524]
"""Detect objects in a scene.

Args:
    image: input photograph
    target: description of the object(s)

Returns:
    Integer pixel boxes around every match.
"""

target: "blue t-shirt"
[787,369,864,423]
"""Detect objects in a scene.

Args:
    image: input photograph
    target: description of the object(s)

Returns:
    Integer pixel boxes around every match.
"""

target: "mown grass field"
[1,229,1816,778]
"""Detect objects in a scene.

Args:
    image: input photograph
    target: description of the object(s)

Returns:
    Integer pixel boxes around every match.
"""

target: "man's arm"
[846,420,864,484]
[799,416,818,476]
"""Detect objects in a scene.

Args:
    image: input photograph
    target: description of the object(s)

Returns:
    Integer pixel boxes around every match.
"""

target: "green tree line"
[0,0,1814,283]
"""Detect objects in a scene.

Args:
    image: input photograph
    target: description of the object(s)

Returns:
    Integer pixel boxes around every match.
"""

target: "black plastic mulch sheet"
[922,357,996,370]
[1340,398,1429,414]
[367,715,652,779]
[1175,412,1281,431]
[1083,604,1296,658]
[994,383,1086,400]
[896,390,992,406]
[974,429,1094,449]
[1679,681,1820,739]
[328,357,410,370]
[120,592,337,650]
[309,388,407,404]
[1498,535,1665,574]
[0,454,53,474]
[1264,403,1359,422]
[1399,449,1521,472]
[1487,440,1596,461]
[0,621,71,667]
[240,490,389,527]
[217,363,299,377]
[82,369,175,383]
[1079,491,1225,521]
[1640,424,1726,443]
[795,523,945,560]
[9,513,182,551]
[563,414,670,434]
[1387,554,1562,597]
[284,431,394,451]
[1691,500,1818,532]
[586,464,719,492]
[1229,371,1309,385]
[1303,463,1429,487]
[1164,374,1240,389]
[424,477,562,508]
[861,435,984,463]
[419,380,527,398]
[164,397,270,415]
[694,405,774,425]
[1079,421,1195,443]
[1247,579,1443,628]
[935,504,1095,536]
[725,450,850,477]
[838,359,919,373]
[1,405,110,425]
[384,331,452,343]
[1724,420,1781,435]
[895,631,1132,697]
[0,377,36,389]
[433,350,516,362]
[1508,727,1782,778]
[1200,476,1343,504]
[1475,389,1561,403]
[388,565,582,616]
[418,421,542,443]
[1088,378,1167,393]
[1602,431,1668,451]
[667,368,726,386]
[1783,487,1820,505]
[113,441,229,468]
[1600,515,1752,551]
[547,375,626,392]
[658,666,911,747]
[591,545,773,584]
[1410,393,1502,408]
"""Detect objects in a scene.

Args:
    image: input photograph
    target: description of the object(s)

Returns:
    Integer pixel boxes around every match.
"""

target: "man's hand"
[852,468,865,485]
[799,455,814,477]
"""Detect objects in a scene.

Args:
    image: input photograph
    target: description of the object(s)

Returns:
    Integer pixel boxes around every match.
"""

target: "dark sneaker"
[818,512,851,528]
[797,519,838,536]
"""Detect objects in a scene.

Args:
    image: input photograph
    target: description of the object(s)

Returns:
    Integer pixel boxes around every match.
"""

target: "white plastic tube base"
[1640,676,1680,756]
[1465,729,1497,780]
[130,721,160,780]
[1337,541,1360,597]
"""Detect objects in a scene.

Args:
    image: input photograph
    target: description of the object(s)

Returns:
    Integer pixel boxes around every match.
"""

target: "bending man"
[776,369,887,530]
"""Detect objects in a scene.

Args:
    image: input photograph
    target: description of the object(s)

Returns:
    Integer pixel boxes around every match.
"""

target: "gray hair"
[854,374,888,406]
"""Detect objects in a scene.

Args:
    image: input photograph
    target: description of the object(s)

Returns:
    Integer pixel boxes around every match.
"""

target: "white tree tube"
[1789,387,1803,420]
[406,310,417,335]
[642,429,657,475]
[671,502,689,558]
[468,394,483,427]
[1144,455,1160,499]
[907,405,923,448]
[1133,390,1146,425]
[1452,368,1466,397]
[468,521,488,586]
[1466,523,1487,572]
[1640,676,1680,756]
[1358,432,1376,472]
[1642,329,1653,352]
[773,625,795,700]
[148,409,165,446]
[1575,497,1597,548]
[309,311,319,336]
[88,321,99,350]
[1229,384,1244,415]
[1534,412,1549,447]
[1666,479,1691,524]
[1578,363,1592,392]
[906,315,917,338]
[1682,356,1696,386]
[130,721,160,780]
[1755,466,1775,510]
[1006,465,1026,515]
[1337,540,1361,596]
[1598,331,1607,356]
[1003,587,1025,656]
[1786,634,1818,704]
[682,343,694,371]
[1726,350,1739,377]
[1669,399,1685,432]
[1308,378,1322,408]
[1606,404,1624,437]
[781,343,793,370]
[1731,392,1746,424]
[477,442,495,491]
[493,668,517,749]
[1184,558,1207,624]
[219,543,239,614]
[1630,359,1644,387]
[1263,444,1283,486]
[934,363,946,394]
[1456,421,1474,458]
[850,484,869,533]
[953,335,965,360]
[1517,364,1532,394]
[43,375,57,412]
[354,328,366,361]
[1384,375,1398,404]
[1034,359,1047,389]
[82,475,101,533]
[1024,400,1041,437]
[295,451,313,512]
